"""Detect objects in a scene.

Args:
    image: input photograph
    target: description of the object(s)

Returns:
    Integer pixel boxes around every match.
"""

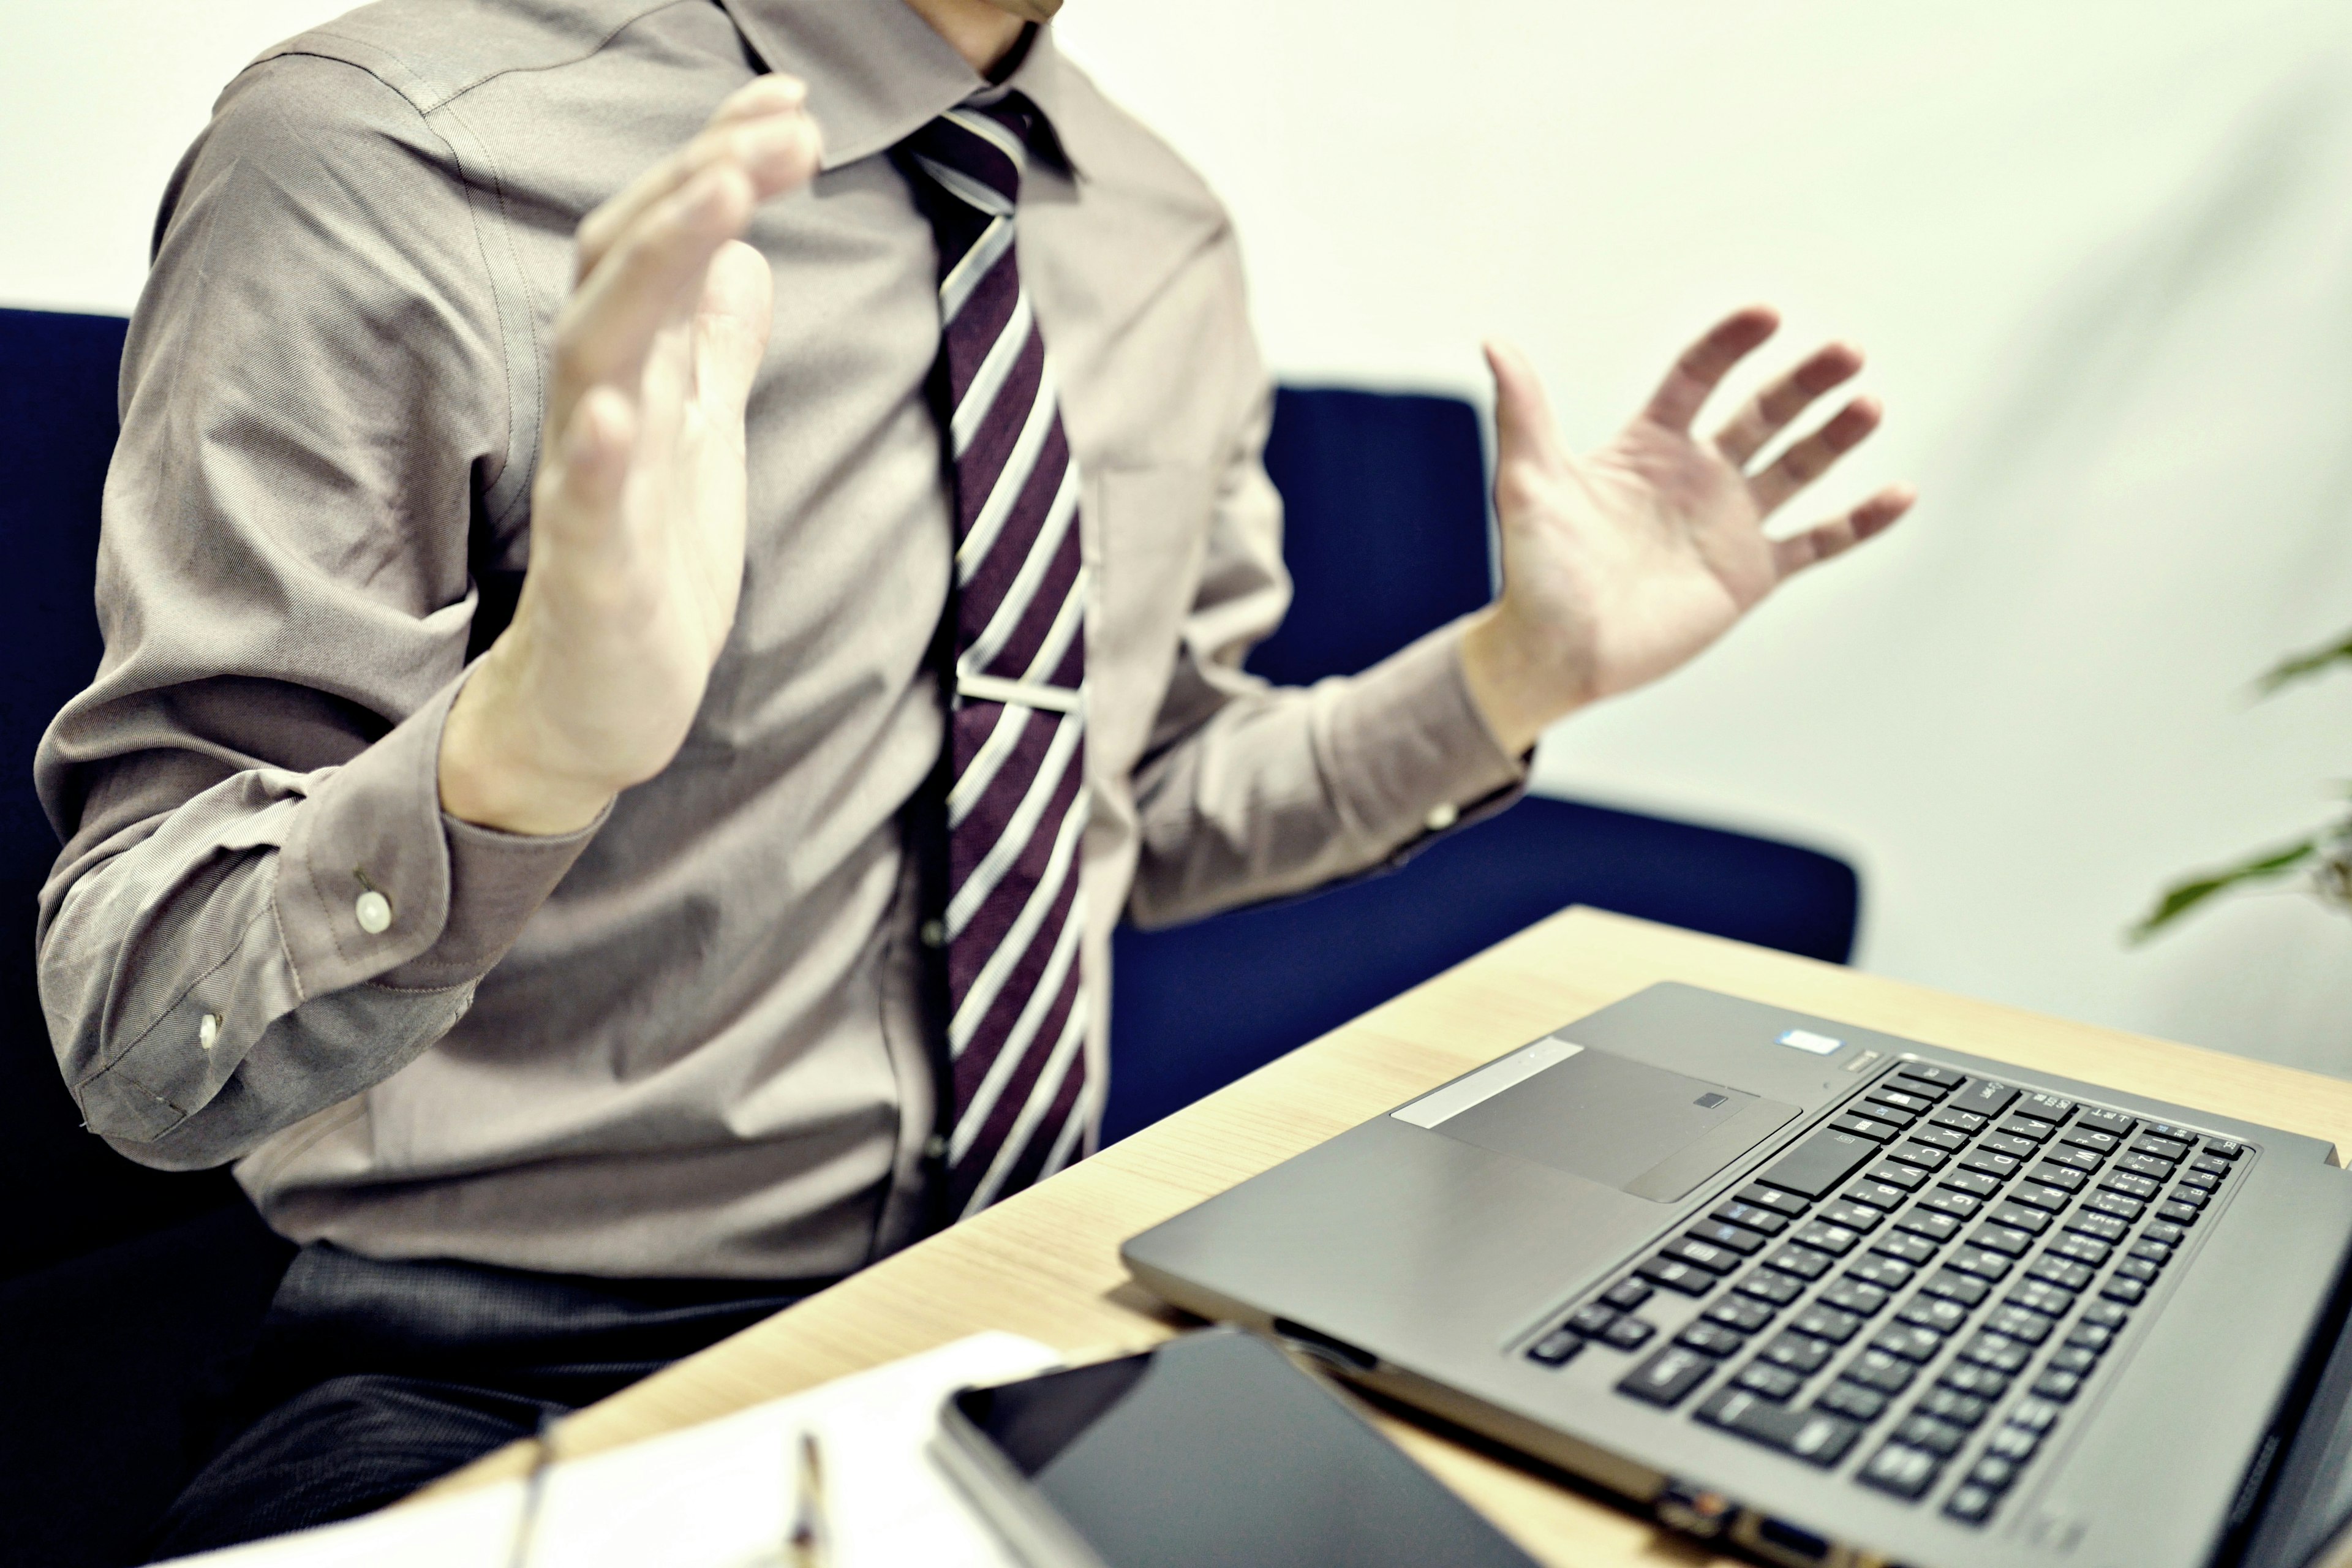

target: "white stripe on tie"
[951,910,1083,1155]
[959,472,1079,674]
[954,361,1060,584]
[961,1005,1089,1216]
[941,216,1015,323]
[946,701,1034,829]
[944,713,1081,941]
[951,288,1033,457]
[1017,567,1087,684]
[944,107,1028,168]
[1039,1080,1092,1178]
[913,154,1012,218]
[949,784,1090,1052]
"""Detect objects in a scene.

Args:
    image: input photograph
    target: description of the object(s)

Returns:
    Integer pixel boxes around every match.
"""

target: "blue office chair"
[1102,387,1860,1141]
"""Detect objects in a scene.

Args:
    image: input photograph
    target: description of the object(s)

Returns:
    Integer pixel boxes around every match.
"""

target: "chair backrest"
[0,308,239,1280]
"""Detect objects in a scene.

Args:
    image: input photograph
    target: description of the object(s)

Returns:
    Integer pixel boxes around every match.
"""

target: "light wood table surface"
[420,907,2352,1566]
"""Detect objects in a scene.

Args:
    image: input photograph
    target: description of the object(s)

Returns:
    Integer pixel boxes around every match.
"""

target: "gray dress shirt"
[34,0,1523,1280]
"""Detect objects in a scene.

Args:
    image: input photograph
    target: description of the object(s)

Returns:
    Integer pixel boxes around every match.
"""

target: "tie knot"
[899,92,1045,216]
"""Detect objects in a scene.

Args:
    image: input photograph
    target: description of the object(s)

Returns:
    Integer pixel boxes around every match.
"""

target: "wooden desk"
[421,907,2352,1566]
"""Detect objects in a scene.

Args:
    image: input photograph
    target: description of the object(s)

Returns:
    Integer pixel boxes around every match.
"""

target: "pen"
[787,1428,831,1568]
[507,1408,559,1568]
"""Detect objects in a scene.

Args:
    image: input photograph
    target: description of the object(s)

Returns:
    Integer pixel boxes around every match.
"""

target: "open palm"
[1465,308,1913,750]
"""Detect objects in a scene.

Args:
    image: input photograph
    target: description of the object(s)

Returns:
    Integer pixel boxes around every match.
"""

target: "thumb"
[692,239,775,415]
[1484,338,1567,476]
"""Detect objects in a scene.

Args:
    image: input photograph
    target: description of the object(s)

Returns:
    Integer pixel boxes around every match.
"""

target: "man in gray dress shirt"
[34,0,1909,1549]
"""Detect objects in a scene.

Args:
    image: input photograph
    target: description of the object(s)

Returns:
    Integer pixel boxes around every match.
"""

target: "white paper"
[165,1332,1062,1568]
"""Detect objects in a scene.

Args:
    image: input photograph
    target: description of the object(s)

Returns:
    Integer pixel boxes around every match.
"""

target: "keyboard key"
[1986,1203,2051,1235]
[1897,1296,1970,1336]
[2026,1256,2094,1292]
[2005,1280,2075,1317]
[2008,1182,2072,1214]
[1985,1425,2040,1461]
[1602,1317,1656,1351]
[1618,1345,1716,1408]
[1959,1332,2032,1373]
[1713,1200,1792,1237]
[1676,1321,1748,1358]
[1946,1483,1998,1525]
[2000,1114,2057,1142]
[1894,1412,1965,1456]
[1921,1267,1992,1307]
[1858,1442,1943,1499]
[1529,1330,1583,1365]
[1820,1200,1885,1232]
[1911,1125,1969,1153]
[1850,1254,1917,1291]
[2061,1126,2121,1156]
[1760,1332,1836,1374]
[1898,1062,1968,1089]
[1843,1179,1912,1212]
[2008,1397,2062,1432]
[2020,1091,2076,1121]
[1567,1304,1619,1336]
[1968,1454,2019,1491]
[2033,1368,2084,1401]
[2204,1137,2246,1160]
[2045,1145,2102,1175]
[2179,1170,2220,1193]
[2189,1153,2230,1177]
[1985,1306,2053,1344]
[2051,1235,2111,1267]
[2127,1238,2173,1267]
[2064,1210,2129,1243]
[1705,1295,1778,1333]
[1947,1245,2013,1281]
[2084,1300,2130,1329]
[2132,1134,2192,1164]
[1834,1114,1903,1142]
[2065,1322,2114,1354]
[1920,1189,1982,1221]
[1970,1223,2035,1258]
[1660,1237,1743,1274]
[1980,1132,2038,1161]
[1735,1361,1806,1400]
[1871,1088,1937,1116]
[2115,1257,2158,1285]
[1938,1362,2010,1398]
[2160,1202,2199,1231]
[2097,1170,2161,1202]
[1638,1257,1718,1295]
[1793,1221,1862,1257]
[2074,1107,2136,1137]
[1843,1348,1917,1393]
[1792,1304,1863,1344]
[1864,1160,1929,1193]
[1737,1184,1811,1218]
[1895,1210,1962,1243]
[1917,1387,1989,1427]
[1869,1232,1939,1267]
[2084,1193,2144,1224]
[1819,1381,1889,1423]
[2101,1276,2149,1306]
[2143,1220,2187,1248]
[1822,1277,1892,1317]
[1603,1278,1654,1311]
[1758,1131,1883,1201]
[1931,1106,1990,1136]
[1890,1141,1951,1171]
[2048,1346,2098,1376]
[2030,1163,2089,1193]
[1738,1268,1808,1306]
[1959,1149,2023,1181]
[1696,1389,1861,1466]
[2166,1187,2207,1211]
[2117,1153,2173,1182]
[1767,1245,1835,1281]
[1939,1169,2002,1199]
[1949,1080,2021,1120]
[1687,1219,1768,1256]
[1869,1324,1944,1363]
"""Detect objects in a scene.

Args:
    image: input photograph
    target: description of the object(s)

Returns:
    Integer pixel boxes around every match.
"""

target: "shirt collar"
[715,0,1080,176]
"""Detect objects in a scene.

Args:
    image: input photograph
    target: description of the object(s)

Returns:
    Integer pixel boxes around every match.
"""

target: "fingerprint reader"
[1777,1029,1844,1056]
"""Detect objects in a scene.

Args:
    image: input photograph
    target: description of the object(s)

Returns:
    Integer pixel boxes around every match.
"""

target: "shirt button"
[1424,802,1460,833]
[355,889,393,934]
[924,1133,949,1161]
[919,919,946,949]
[197,1012,221,1051]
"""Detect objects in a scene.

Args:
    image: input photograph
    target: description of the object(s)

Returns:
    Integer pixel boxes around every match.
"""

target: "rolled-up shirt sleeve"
[1125,295,1528,930]
[33,52,587,1168]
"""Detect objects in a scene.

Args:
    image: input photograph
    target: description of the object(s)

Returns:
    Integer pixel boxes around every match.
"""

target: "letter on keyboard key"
[1859,1442,1943,1499]
[1617,1346,1716,1408]
[1758,1130,1882,1200]
[1696,1389,1861,1466]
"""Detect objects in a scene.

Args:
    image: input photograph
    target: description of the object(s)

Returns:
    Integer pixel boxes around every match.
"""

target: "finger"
[692,240,776,418]
[536,386,637,557]
[1711,341,1863,467]
[551,164,753,437]
[1642,304,1781,433]
[1746,396,1883,515]
[1771,483,1915,581]
[1484,338,1569,484]
[575,78,820,281]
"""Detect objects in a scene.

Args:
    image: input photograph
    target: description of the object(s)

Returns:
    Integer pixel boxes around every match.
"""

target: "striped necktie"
[898,92,1091,1219]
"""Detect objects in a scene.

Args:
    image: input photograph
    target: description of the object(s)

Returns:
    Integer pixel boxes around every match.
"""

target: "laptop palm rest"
[1399,1043,1801,1204]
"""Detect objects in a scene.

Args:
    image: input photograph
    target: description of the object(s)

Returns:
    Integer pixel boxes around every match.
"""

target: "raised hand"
[439,77,823,834]
[1460,306,1915,754]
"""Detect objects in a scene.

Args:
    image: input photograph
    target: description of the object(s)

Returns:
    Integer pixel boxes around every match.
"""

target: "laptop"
[1121,983,2352,1568]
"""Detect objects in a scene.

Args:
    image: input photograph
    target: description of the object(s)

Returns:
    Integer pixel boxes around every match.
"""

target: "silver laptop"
[1122,983,2352,1568]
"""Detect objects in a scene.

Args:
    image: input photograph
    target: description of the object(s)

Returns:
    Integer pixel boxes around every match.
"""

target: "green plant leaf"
[2256,628,2352,695]
[2130,839,2318,943]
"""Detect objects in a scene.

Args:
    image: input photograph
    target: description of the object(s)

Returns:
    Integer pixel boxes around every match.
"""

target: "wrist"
[437,648,618,837]
[1458,605,1591,756]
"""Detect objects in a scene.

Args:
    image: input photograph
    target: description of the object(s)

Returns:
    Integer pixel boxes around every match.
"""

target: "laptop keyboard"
[1520,1060,2249,1529]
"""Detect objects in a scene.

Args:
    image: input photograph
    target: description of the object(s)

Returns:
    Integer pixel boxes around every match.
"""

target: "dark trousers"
[147,1243,811,1562]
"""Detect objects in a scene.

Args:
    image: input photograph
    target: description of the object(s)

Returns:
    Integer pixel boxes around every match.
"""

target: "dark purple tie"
[899,94,1090,1218]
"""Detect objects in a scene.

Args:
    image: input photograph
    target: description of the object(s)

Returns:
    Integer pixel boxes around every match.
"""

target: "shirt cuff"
[275,671,604,998]
[1325,618,1529,853]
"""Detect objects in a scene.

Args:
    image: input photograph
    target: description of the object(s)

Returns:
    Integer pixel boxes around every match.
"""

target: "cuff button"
[1424,801,1460,833]
[355,889,393,934]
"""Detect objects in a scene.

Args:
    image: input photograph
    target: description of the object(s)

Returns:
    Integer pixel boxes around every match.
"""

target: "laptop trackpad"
[1405,1044,1801,1203]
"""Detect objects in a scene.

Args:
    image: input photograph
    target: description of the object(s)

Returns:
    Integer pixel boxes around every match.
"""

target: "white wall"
[6,1,2349,1075]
